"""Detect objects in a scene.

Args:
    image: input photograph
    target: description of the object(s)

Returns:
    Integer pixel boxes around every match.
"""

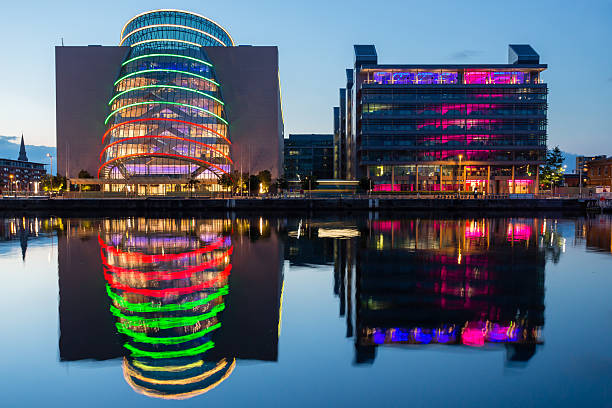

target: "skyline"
[0,0,610,156]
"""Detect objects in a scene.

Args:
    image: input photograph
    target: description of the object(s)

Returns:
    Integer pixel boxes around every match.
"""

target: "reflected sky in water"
[0,215,611,407]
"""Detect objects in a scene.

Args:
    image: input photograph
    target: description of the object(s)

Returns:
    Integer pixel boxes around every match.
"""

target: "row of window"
[362,103,546,117]
[360,150,544,163]
[362,89,547,102]
[360,136,546,147]
[361,122,547,132]
[368,165,534,178]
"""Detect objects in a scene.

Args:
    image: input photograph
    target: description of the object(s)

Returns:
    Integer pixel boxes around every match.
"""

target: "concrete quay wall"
[0,197,590,215]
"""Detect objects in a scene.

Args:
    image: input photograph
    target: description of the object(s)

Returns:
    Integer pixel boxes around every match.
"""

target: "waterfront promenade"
[0,196,598,214]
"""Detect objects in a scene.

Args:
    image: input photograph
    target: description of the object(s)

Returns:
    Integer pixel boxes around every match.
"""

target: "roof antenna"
[61,37,64,46]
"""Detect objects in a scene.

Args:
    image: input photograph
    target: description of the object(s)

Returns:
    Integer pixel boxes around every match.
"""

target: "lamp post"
[46,153,53,193]
[9,174,14,196]
[458,154,463,193]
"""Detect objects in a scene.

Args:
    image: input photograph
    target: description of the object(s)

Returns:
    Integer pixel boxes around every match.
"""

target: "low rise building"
[586,157,612,188]
[0,136,46,194]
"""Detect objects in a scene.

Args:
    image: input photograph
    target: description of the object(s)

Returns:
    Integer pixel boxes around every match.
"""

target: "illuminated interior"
[99,10,233,192]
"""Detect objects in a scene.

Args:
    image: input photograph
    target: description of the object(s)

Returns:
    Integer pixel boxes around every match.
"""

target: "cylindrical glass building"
[99,10,233,193]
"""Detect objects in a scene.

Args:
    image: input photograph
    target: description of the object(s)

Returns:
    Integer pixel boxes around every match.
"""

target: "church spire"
[18,134,28,162]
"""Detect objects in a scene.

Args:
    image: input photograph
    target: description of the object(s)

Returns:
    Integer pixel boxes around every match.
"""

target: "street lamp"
[9,174,14,196]
[458,154,463,193]
[46,153,53,193]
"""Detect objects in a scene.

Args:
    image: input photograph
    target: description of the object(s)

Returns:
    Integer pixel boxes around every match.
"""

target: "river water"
[0,215,611,407]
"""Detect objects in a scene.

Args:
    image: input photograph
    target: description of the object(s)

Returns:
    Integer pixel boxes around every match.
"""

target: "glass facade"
[283,134,334,180]
[100,10,233,190]
[343,45,548,194]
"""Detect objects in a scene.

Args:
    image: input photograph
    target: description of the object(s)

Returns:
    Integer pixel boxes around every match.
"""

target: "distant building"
[586,157,612,188]
[576,155,606,176]
[0,135,46,194]
[284,134,334,180]
[336,44,548,193]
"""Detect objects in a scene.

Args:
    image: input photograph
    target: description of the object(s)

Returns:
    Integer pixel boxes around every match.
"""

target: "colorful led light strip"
[120,9,235,47]
[102,248,232,280]
[118,322,222,345]
[104,100,227,125]
[125,359,227,385]
[124,340,215,359]
[104,265,231,297]
[107,285,229,313]
[132,359,203,373]
[123,358,236,400]
[120,24,228,47]
[122,53,213,68]
[98,152,229,178]
[114,68,219,87]
[112,303,226,329]
[98,235,224,263]
[109,85,224,106]
[129,38,205,49]
[102,118,230,145]
[100,135,232,164]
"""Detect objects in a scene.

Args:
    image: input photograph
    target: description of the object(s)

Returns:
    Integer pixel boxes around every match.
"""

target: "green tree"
[275,177,288,192]
[539,146,565,190]
[257,170,272,192]
[219,173,234,193]
[77,169,93,178]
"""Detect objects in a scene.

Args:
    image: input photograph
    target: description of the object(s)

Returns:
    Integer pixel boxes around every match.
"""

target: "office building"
[283,134,334,180]
[337,44,548,194]
[576,155,606,176]
[0,136,46,194]
[586,157,612,188]
[56,9,283,194]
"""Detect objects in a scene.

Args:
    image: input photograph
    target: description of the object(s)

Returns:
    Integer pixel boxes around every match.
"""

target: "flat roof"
[361,64,547,70]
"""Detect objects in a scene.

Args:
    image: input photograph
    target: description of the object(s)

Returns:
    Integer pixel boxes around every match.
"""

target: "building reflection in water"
[100,218,235,399]
[286,217,568,365]
[58,217,284,400]
[575,216,612,255]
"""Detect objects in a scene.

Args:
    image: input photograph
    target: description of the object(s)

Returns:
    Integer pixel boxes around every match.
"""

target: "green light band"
[118,322,221,345]
[108,84,225,106]
[107,284,228,313]
[122,53,213,68]
[105,101,228,125]
[114,69,219,87]
[124,341,215,359]
[111,303,226,329]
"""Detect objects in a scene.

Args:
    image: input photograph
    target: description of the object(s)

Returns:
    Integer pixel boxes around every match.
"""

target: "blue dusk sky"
[0,0,610,155]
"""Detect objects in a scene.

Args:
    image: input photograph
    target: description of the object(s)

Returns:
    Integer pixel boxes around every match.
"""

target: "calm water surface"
[1,215,611,407]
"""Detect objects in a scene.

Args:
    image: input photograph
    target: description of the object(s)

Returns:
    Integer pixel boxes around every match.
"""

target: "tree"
[187,178,200,197]
[219,173,234,193]
[248,174,260,195]
[300,175,318,191]
[539,146,565,190]
[257,170,272,193]
[358,177,374,192]
[77,169,93,178]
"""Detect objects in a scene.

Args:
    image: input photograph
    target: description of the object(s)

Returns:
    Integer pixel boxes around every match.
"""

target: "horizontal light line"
[102,118,230,145]
[111,303,226,329]
[108,84,224,106]
[98,235,225,262]
[104,264,231,298]
[114,68,219,87]
[105,101,228,125]
[107,284,229,313]
[118,322,222,345]
[122,53,213,67]
[131,359,203,373]
[124,340,215,359]
[120,9,235,46]
[98,152,229,178]
[120,24,228,47]
[124,359,227,385]
[129,38,203,49]
[100,135,232,164]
